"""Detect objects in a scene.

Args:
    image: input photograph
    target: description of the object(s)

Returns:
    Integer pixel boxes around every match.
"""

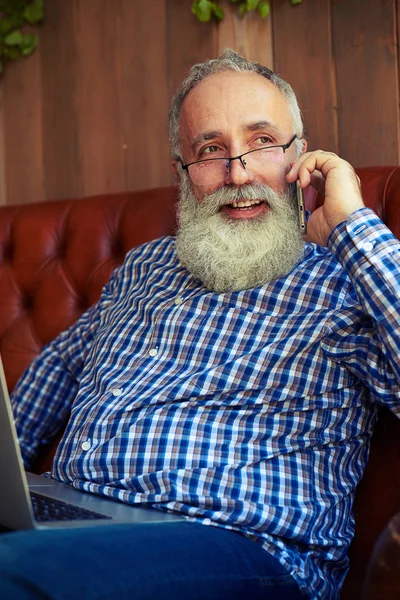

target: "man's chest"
[74,279,359,417]
[54,254,374,484]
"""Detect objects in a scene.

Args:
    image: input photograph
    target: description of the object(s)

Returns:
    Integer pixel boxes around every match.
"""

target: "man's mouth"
[228,199,264,210]
[220,199,269,220]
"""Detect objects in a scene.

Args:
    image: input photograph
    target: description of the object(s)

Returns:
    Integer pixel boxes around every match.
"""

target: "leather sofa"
[1,167,400,598]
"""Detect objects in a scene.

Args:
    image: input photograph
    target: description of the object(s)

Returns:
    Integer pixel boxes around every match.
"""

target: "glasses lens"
[245,147,285,169]
[189,159,227,186]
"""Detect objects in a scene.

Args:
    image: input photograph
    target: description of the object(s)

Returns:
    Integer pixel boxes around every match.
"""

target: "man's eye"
[200,145,221,156]
[257,136,274,145]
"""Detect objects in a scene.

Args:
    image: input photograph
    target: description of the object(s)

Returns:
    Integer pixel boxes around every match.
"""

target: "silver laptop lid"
[0,355,35,529]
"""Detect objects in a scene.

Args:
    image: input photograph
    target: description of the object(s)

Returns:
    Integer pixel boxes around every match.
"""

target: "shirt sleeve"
[10,264,122,469]
[325,207,400,412]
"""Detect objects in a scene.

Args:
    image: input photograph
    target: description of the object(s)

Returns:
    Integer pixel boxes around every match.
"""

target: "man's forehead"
[179,70,292,147]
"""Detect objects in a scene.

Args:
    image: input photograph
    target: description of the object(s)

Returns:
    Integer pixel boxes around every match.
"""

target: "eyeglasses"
[180,135,297,186]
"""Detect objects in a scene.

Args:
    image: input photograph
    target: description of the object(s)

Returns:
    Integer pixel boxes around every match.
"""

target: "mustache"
[192,182,295,216]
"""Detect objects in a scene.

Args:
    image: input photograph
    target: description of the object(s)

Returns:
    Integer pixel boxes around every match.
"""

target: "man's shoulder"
[278,242,355,312]
[299,242,351,287]
[104,236,180,297]
[303,242,341,269]
[123,236,177,266]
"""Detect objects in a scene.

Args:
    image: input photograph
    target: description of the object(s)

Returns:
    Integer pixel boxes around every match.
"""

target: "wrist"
[327,203,365,233]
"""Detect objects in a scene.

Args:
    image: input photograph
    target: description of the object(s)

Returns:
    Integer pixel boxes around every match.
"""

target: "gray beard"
[175,176,305,292]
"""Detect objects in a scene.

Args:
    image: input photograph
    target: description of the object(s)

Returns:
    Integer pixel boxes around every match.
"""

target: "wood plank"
[73,0,126,197]
[215,2,273,67]
[0,46,44,205]
[119,0,172,191]
[167,0,216,99]
[40,0,83,201]
[272,0,336,153]
[332,0,399,167]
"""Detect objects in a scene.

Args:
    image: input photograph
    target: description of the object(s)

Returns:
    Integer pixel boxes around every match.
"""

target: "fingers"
[287,150,342,186]
[287,150,364,243]
[308,171,326,196]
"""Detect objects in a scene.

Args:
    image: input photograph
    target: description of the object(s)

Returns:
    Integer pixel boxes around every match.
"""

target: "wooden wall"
[0,0,399,206]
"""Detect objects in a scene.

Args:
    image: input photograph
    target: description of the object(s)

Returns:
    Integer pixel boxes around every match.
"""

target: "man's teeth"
[230,199,263,209]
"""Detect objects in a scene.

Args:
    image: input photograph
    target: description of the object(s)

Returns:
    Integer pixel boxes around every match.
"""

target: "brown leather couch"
[1,167,400,598]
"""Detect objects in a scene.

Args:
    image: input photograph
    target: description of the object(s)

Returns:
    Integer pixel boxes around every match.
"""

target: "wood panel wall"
[0,0,399,206]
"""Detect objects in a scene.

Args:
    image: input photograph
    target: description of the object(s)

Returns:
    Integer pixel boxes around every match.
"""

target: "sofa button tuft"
[3,243,14,261]
[22,295,34,311]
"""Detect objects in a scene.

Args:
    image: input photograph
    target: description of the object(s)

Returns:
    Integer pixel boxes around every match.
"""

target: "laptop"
[0,356,183,530]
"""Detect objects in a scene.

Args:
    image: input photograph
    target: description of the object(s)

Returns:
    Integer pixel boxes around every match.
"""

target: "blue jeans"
[0,521,304,599]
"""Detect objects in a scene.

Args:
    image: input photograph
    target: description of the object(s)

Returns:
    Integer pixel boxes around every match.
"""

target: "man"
[1,49,399,600]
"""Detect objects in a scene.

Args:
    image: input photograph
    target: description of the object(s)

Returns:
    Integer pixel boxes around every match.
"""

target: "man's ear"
[300,138,308,154]
[171,161,180,182]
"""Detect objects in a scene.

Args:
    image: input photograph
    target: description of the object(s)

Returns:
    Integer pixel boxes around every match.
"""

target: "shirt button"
[112,388,123,397]
[81,441,91,451]
[360,241,374,252]
[174,297,183,305]
[148,348,158,357]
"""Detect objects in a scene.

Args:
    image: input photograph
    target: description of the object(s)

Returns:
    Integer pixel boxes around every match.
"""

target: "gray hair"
[169,48,304,160]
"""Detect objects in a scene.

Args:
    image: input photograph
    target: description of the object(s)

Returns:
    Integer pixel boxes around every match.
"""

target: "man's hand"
[286,150,365,247]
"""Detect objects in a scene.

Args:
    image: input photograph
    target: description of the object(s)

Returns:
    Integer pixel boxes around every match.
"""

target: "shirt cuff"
[327,207,400,277]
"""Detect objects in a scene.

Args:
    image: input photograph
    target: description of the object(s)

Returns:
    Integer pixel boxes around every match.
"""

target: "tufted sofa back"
[0,187,178,391]
[1,167,400,598]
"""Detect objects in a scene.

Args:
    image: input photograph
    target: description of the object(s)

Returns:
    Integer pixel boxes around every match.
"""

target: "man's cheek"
[193,183,219,204]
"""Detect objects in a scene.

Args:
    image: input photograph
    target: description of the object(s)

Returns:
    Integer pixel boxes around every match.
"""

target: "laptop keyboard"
[30,491,112,522]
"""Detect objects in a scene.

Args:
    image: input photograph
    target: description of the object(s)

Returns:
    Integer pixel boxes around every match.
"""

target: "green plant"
[192,0,303,23]
[0,0,44,75]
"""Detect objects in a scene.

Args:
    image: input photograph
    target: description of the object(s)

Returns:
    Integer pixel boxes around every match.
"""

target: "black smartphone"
[296,180,307,235]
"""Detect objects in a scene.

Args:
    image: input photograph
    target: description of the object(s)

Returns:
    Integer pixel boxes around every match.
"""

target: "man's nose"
[225,157,255,186]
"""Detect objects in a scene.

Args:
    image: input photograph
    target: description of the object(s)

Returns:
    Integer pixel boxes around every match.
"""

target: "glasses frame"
[180,134,298,180]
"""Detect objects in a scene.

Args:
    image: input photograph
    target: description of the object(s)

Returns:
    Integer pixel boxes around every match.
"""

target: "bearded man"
[1,49,400,600]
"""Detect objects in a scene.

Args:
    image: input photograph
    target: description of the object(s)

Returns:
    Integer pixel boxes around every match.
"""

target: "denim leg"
[0,521,304,599]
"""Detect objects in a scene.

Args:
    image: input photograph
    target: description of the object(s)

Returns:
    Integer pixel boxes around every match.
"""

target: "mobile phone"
[296,180,307,235]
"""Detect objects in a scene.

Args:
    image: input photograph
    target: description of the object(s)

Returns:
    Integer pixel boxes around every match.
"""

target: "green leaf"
[21,43,37,56]
[246,0,259,10]
[238,2,247,16]
[258,0,270,17]
[3,45,22,59]
[4,29,23,45]
[23,0,45,24]
[192,0,213,22]
[0,16,24,35]
[0,0,44,68]
[20,32,37,50]
[212,3,224,20]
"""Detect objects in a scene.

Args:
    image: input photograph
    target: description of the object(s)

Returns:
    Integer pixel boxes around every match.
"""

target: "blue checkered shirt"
[11,208,400,599]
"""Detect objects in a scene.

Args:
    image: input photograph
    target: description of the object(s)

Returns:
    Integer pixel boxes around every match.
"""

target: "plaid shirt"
[12,208,400,599]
